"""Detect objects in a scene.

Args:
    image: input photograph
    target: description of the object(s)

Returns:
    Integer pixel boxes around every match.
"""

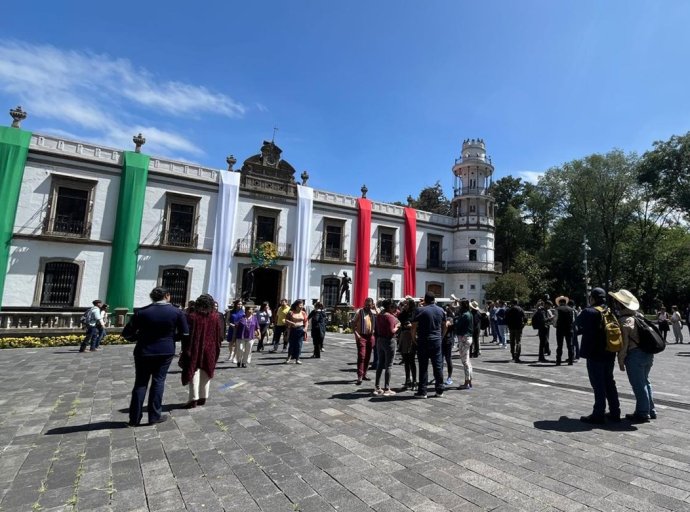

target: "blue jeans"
[571,330,580,359]
[490,319,499,341]
[496,323,506,346]
[625,348,655,417]
[80,326,99,351]
[586,355,620,418]
[94,327,106,349]
[417,339,444,395]
[288,327,304,361]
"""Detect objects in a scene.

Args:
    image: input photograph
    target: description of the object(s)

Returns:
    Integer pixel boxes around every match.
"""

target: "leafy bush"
[0,334,129,349]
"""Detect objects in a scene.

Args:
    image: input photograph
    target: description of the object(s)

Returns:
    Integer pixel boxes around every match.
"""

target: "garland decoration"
[251,241,279,267]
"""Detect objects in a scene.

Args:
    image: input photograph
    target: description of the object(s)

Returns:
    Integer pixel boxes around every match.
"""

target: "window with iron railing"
[378,280,393,300]
[378,229,396,265]
[322,277,340,307]
[44,177,95,237]
[160,267,189,306]
[40,261,80,306]
[162,195,200,248]
[323,220,345,260]
[427,236,442,269]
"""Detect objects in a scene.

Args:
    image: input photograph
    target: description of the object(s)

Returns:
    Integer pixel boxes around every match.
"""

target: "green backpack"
[595,306,622,352]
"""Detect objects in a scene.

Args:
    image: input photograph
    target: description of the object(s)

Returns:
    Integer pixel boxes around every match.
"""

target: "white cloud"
[0,40,247,156]
[256,102,269,113]
[517,171,544,184]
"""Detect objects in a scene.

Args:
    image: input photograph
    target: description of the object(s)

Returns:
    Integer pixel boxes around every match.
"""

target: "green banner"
[106,151,150,311]
[0,127,32,309]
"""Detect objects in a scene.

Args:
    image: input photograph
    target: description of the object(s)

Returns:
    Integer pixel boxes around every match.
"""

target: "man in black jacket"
[554,296,575,365]
[576,287,620,424]
[505,299,527,363]
[123,287,189,426]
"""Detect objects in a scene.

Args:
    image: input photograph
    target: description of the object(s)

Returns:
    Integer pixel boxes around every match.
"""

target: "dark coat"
[123,302,189,357]
[180,311,223,386]
[505,305,526,330]
[576,305,609,360]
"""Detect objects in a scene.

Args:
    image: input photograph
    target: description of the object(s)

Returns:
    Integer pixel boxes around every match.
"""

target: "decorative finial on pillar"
[133,133,146,153]
[226,155,237,171]
[9,106,27,128]
[407,195,414,207]
[361,184,368,198]
[300,170,309,186]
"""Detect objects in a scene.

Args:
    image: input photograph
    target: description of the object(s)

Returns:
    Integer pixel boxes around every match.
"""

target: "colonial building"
[0,108,500,319]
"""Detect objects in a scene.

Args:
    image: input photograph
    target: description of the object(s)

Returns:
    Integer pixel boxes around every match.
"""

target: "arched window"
[322,277,340,307]
[40,261,80,306]
[378,280,393,300]
[161,268,189,306]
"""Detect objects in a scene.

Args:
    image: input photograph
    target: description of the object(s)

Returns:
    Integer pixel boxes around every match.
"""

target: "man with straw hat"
[553,295,575,366]
[609,289,656,423]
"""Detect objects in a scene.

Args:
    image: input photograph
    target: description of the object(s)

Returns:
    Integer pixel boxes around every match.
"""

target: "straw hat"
[555,295,569,305]
[469,300,480,311]
[608,289,639,311]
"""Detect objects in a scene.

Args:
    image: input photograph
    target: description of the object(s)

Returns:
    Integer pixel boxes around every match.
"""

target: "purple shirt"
[236,314,259,339]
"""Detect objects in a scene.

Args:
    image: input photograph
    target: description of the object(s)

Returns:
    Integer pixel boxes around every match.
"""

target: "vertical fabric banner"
[354,198,372,308]
[0,127,32,308]
[403,207,417,297]
[290,185,314,302]
[208,171,241,304]
[106,151,150,311]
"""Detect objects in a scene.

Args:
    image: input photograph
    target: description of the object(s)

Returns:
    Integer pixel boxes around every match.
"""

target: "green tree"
[484,273,531,304]
[638,132,690,218]
[408,181,451,215]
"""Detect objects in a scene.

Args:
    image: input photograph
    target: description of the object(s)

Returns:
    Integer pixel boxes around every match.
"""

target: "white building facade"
[0,118,500,313]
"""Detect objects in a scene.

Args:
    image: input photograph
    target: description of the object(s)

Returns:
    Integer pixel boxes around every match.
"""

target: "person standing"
[285,300,308,364]
[442,306,455,386]
[609,289,656,422]
[94,303,109,351]
[569,300,581,361]
[225,300,244,363]
[577,287,621,425]
[256,302,272,352]
[123,287,189,426]
[533,300,551,362]
[308,302,327,358]
[469,301,481,358]
[180,294,223,408]
[235,306,260,368]
[553,296,575,365]
[496,300,507,348]
[505,299,526,363]
[670,306,684,344]
[398,298,417,390]
[269,299,291,353]
[656,307,670,342]
[488,302,499,343]
[372,300,401,396]
[80,299,104,352]
[412,292,447,398]
[454,299,474,390]
[353,297,377,385]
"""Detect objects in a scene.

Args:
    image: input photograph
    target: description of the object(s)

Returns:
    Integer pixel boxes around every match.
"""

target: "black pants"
[556,328,574,363]
[257,324,269,351]
[442,338,453,379]
[471,331,480,357]
[312,330,324,358]
[271,325,287,350]
[586,355,620,418]
[538,327,551,359]
[417,340,444,395]
[509,328,522,360]
[402,352,416,384]
[129,355,173,425]
[375,337,396,389]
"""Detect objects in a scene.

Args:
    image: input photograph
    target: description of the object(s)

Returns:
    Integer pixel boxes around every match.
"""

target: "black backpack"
[634,315,666,354]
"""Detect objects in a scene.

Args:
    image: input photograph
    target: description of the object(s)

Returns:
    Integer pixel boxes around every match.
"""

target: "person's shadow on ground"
[534,416,638,432]
[45,421,128,435]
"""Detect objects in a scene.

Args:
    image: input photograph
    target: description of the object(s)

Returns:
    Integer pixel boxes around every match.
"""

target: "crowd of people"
[87,285,686,427]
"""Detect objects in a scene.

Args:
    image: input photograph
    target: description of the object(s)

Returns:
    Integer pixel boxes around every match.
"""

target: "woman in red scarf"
[180,294,223,408]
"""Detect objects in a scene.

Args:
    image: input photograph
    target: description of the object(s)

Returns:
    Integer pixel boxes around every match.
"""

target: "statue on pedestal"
[338,271,352,305]
[241,268,256,303]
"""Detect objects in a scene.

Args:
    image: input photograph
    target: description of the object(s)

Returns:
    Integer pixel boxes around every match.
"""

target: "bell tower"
[450,139,496,280]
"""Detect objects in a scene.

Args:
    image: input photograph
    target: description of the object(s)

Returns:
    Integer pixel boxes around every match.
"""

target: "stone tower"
[450,138,496,271]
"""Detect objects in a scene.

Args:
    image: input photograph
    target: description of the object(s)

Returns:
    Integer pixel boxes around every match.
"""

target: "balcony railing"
[376,253,398,266]
[454,187,490,197]
[426,258,445,270]
[322,246,347,261]
[162,228,198,248]
[0,310,131,335]
[43,216,92,237]
[235,239,293,258]
[445,261,502,273]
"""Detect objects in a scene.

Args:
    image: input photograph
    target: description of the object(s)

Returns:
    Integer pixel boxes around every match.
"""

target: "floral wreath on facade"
[251,241,279,268]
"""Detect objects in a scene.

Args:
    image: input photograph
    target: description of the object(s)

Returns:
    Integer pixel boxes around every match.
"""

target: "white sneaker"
[383,389,396,396]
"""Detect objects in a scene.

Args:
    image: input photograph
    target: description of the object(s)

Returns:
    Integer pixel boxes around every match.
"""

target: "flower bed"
[0,334,130,349]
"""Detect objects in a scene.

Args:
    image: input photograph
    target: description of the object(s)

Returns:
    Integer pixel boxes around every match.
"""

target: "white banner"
[290,185,314,302]
[208,171,241,306]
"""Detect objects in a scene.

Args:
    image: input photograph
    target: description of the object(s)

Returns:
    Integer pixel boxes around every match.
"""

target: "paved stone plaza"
[1,331,689,512]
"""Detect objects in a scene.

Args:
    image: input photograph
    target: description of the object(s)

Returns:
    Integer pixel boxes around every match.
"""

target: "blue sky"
[1,1,689,202]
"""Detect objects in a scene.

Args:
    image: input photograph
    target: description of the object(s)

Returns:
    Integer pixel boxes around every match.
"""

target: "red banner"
[354,198,372,308]
[403,207,417,297]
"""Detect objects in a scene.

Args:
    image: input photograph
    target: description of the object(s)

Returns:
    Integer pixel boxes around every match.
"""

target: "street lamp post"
[583,234,590,303]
